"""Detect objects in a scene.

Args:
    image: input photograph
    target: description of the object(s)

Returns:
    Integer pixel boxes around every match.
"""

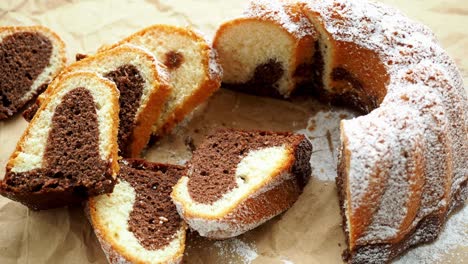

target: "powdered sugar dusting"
[298,108,357,181]
[395,205,468,264]
[213,238,258,264]
[396,62,468,207]
[208,47,223,80]
[343,111,394,213]
[359,105,425,242]
[244,0,315,39]
[193,27,223,80]
[303,0,467,259]
[388,85,452,218]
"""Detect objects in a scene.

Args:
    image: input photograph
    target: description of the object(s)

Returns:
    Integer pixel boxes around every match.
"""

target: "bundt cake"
[25,44,172,157]
[0,25,66,120]
[299,0,467,262]
[214,0,467,262]
[171,129,312,239]
[102,25,222,137]
[0,72,119,210]
[213,0,317,97]
[87,159,186,264]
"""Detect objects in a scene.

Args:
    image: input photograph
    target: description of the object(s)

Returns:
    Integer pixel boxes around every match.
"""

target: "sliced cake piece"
[213,0,317,97]
[171,129,312,239]
[0,25,66,119]
[0,72,119,210]
[102,25,222,137]
[87,159,187,264]
[26,44,171,157]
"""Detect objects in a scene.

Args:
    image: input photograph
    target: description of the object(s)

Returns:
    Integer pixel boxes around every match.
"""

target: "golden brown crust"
[156,26,222,135]
[102,24,209,52]
[103,25,222,137]
[128,79,171,157]
[160,72,220,136]
[212,14,316,96]
[330,41,389,108]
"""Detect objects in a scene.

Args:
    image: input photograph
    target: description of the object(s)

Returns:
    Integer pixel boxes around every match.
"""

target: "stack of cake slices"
[24,24,222,158]
[0,24,224,263]
[1,23,222,208]
[0,23,312,264]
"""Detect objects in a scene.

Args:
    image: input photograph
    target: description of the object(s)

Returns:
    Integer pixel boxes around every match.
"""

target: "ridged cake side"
[300,0,467,263]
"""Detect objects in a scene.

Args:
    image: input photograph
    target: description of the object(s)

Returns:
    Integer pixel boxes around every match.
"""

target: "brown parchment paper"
[0,1,467,263]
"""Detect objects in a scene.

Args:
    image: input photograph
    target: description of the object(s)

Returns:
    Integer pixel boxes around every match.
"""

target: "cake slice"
[102,25,222,137]
[213,0,317,97]
[87,159,187,264]
[0,72,119,210]
[171,129,312,239]
[0,25,66,120]
[25,44,171,157]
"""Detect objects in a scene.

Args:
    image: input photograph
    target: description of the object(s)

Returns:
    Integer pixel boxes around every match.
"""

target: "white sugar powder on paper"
[280,257,295,264]
[298,108,357,181]
[213,238,258,263]
[395,205,468,264]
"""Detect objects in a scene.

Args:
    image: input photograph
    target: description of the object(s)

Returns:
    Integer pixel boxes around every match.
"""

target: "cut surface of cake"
[213,0,317,97]
[87,159,186,264]
[25,44,171,157]
[103,25,222,137]
[0,25,66,120]
[0,72,119,210]
[171,129,312,239]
